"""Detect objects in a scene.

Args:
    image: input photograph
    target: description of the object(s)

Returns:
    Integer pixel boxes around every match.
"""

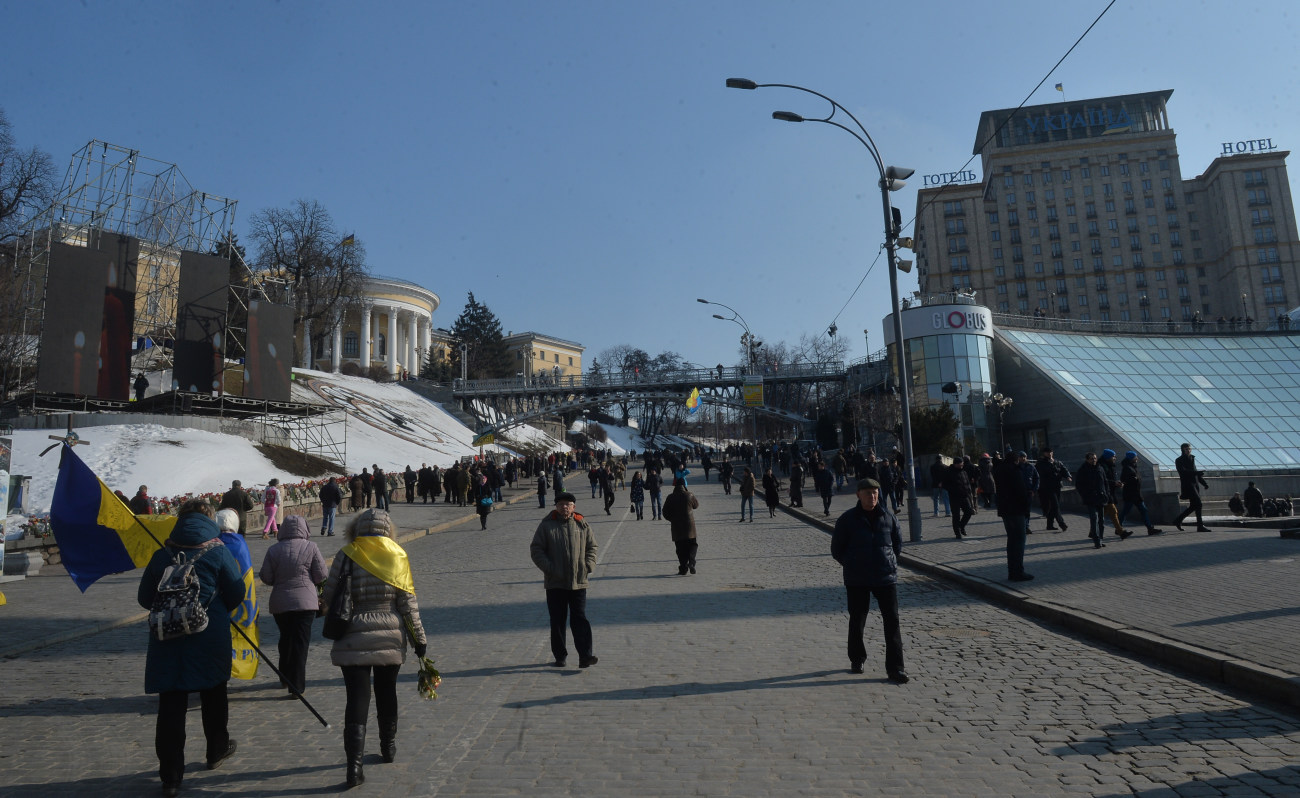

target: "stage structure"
[4,140,343,465]
[11,140,241,381]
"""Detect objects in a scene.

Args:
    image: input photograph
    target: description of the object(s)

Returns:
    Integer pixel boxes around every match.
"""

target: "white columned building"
[314,277,440,378]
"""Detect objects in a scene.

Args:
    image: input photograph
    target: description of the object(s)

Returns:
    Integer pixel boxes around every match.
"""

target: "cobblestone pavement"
[2,475,1299,796]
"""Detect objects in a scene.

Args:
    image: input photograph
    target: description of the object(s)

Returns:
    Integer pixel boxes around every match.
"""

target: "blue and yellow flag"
[49,445,259,679]
[342,535,414,594]
[49,445,177,591]
[220,530,260,680]
[686,387,700,415]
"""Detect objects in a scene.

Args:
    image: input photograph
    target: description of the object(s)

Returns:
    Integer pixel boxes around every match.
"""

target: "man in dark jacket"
[129,485,153,515]
[1035,448,1070,532]
[1075,452,1108,548]
[1243,481,1265,517]
[813,460,836,516]
[942,460,974,538]
[1118,451,1163,535]
[529,492,598,668]
[661,479,700,575]
[830,478,907,683]
[372,465,389,511]
[218,480,255,535]
[138,500,245,796]
[1174,442,1210,531]
[993,452,1034,581]
[1098,449,1131,539]
[928,456,950,518]
[319,476,344,536]
[403,466,417,503]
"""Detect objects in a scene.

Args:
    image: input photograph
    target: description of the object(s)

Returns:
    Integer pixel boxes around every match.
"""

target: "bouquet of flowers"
[416,655,442,700]
[405,617,441,700]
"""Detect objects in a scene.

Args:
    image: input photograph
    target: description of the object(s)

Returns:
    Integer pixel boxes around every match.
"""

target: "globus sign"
[882,303,994,345]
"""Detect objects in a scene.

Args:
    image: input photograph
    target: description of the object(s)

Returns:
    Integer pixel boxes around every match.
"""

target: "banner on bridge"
[743,377,764,407]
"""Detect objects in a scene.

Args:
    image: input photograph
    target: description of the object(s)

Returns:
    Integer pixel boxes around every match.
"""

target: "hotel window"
[1119,164,1130,176]
[1257,248,1280,263]
[995,264,1006,277]
[1262,265,1282,283]
[1150,233,1160,244]
[1004,176,1014,188]
[1025,191,1036,204]
[344,332,359,357]
[1062,168,1072,181]
[991,230,1001,241]
[1104,183,1114,196]
[1141,179,1152,191]
[1078,295,1088,307]
[1105,200,1116,212]
[1082,167,1091,178]
[1027,208,1038,221]
[1162,177,1173,189]
[1122,181,1132,194]
[993,247,1003,259]
[1140,162,1150,174]
[1024,174,1034,186]
[987,211,999,224]
[1100,165,1110,176]
[1006,192,1016,205]
[1248,189,1270,205]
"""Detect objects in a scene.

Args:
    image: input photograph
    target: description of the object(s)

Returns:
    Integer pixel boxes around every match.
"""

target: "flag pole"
[106,466,332,729]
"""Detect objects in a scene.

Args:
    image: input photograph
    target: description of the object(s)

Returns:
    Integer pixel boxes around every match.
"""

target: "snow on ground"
[9,369,566,518]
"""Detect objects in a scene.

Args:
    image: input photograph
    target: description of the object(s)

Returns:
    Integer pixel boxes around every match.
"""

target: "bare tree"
[0,108,58,244]
[247,199,367,366]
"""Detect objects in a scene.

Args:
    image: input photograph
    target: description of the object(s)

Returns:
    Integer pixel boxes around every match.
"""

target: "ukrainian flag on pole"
[49,445,259,679]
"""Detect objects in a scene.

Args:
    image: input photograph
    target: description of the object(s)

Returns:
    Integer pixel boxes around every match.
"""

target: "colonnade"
[322,302,433,377]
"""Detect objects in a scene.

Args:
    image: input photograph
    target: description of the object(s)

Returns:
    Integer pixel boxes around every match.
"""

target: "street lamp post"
[728,77,923,541]
[983,392,1014,452]
[698,297,761,453]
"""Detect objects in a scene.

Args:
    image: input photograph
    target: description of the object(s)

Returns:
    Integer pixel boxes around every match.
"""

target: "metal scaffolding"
[12,140,242,382]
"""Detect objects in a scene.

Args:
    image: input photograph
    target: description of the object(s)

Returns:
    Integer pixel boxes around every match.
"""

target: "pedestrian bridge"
[450,361,846,437]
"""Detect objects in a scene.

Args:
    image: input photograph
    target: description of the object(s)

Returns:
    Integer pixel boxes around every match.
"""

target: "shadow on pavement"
[1092,766,1300,798]
[504,668,850,708]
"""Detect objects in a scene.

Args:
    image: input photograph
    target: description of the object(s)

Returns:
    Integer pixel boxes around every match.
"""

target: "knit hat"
[1101,449,1116,460]
[1123,451,1137,461]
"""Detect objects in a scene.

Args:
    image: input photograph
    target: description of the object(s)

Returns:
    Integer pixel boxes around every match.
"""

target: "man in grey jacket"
[530,492,599,668]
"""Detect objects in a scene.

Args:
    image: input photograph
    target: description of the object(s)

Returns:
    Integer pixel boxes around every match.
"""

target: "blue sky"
[4,1,1298,369]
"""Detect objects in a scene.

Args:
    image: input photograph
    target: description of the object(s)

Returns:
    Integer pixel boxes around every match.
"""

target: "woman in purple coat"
[258,514,328,697]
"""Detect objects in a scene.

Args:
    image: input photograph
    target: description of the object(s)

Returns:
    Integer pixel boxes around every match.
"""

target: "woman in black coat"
[761,468,782,518]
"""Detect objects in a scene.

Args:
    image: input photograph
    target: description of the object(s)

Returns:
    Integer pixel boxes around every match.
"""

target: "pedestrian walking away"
[372,465,389,511]
[830,478,907,683]
[218,479,255,535]
[261,478,281,539]
[137,500,245,797]
[761,468,782,519]
[320,509,427,788]
[257,513,328,698]
[475,473,494,530]
[1098,449,1131,539]
[529,492,598,668]
[1119,451,1164,535]
[928,456,950,518]
[660,478,700,575]
[629,471,646,520]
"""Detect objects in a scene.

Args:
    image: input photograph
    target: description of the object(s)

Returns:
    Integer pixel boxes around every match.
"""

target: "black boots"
[379,717,398,763]
[345,723,366,787]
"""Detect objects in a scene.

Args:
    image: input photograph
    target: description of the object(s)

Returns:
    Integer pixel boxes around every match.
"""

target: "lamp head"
[885,165,915,181]
[726,78,758,90]
[713,314,726,320]
[772,111,805,123]
[696,298,709,304]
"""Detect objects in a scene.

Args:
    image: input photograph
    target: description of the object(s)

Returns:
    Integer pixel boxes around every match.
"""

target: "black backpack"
[148,540,223,641]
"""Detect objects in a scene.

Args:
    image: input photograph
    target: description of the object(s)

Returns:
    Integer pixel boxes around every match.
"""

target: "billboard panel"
[173,251,230,393]
[36,243,112,396]
[244,300,294,402]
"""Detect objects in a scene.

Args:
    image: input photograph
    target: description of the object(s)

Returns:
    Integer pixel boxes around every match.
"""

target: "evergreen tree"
[450,292,511,379]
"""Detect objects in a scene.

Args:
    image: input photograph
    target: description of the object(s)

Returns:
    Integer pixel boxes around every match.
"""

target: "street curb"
[777,496,1300,712]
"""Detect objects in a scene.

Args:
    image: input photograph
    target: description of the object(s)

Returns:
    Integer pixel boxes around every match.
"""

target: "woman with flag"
[321,508,427,788]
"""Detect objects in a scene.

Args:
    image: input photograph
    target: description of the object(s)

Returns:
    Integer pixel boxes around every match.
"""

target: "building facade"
[501,331,585,380]
[915,90,1298,325]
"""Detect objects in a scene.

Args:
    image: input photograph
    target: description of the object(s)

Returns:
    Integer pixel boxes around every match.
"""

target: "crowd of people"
[132,434,1288,794]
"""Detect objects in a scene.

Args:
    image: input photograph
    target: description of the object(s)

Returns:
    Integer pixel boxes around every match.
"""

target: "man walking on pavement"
[1119,451,1164,535]
[830,478,907,683]
[319,476,343,536]
[1174,442,1211,532]
[661,478,700,575]
[529,492,599,669]
[813,460,835,516]
[1098,450,1130,539]
[218,479,255,536]
[994,451,1034,582]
